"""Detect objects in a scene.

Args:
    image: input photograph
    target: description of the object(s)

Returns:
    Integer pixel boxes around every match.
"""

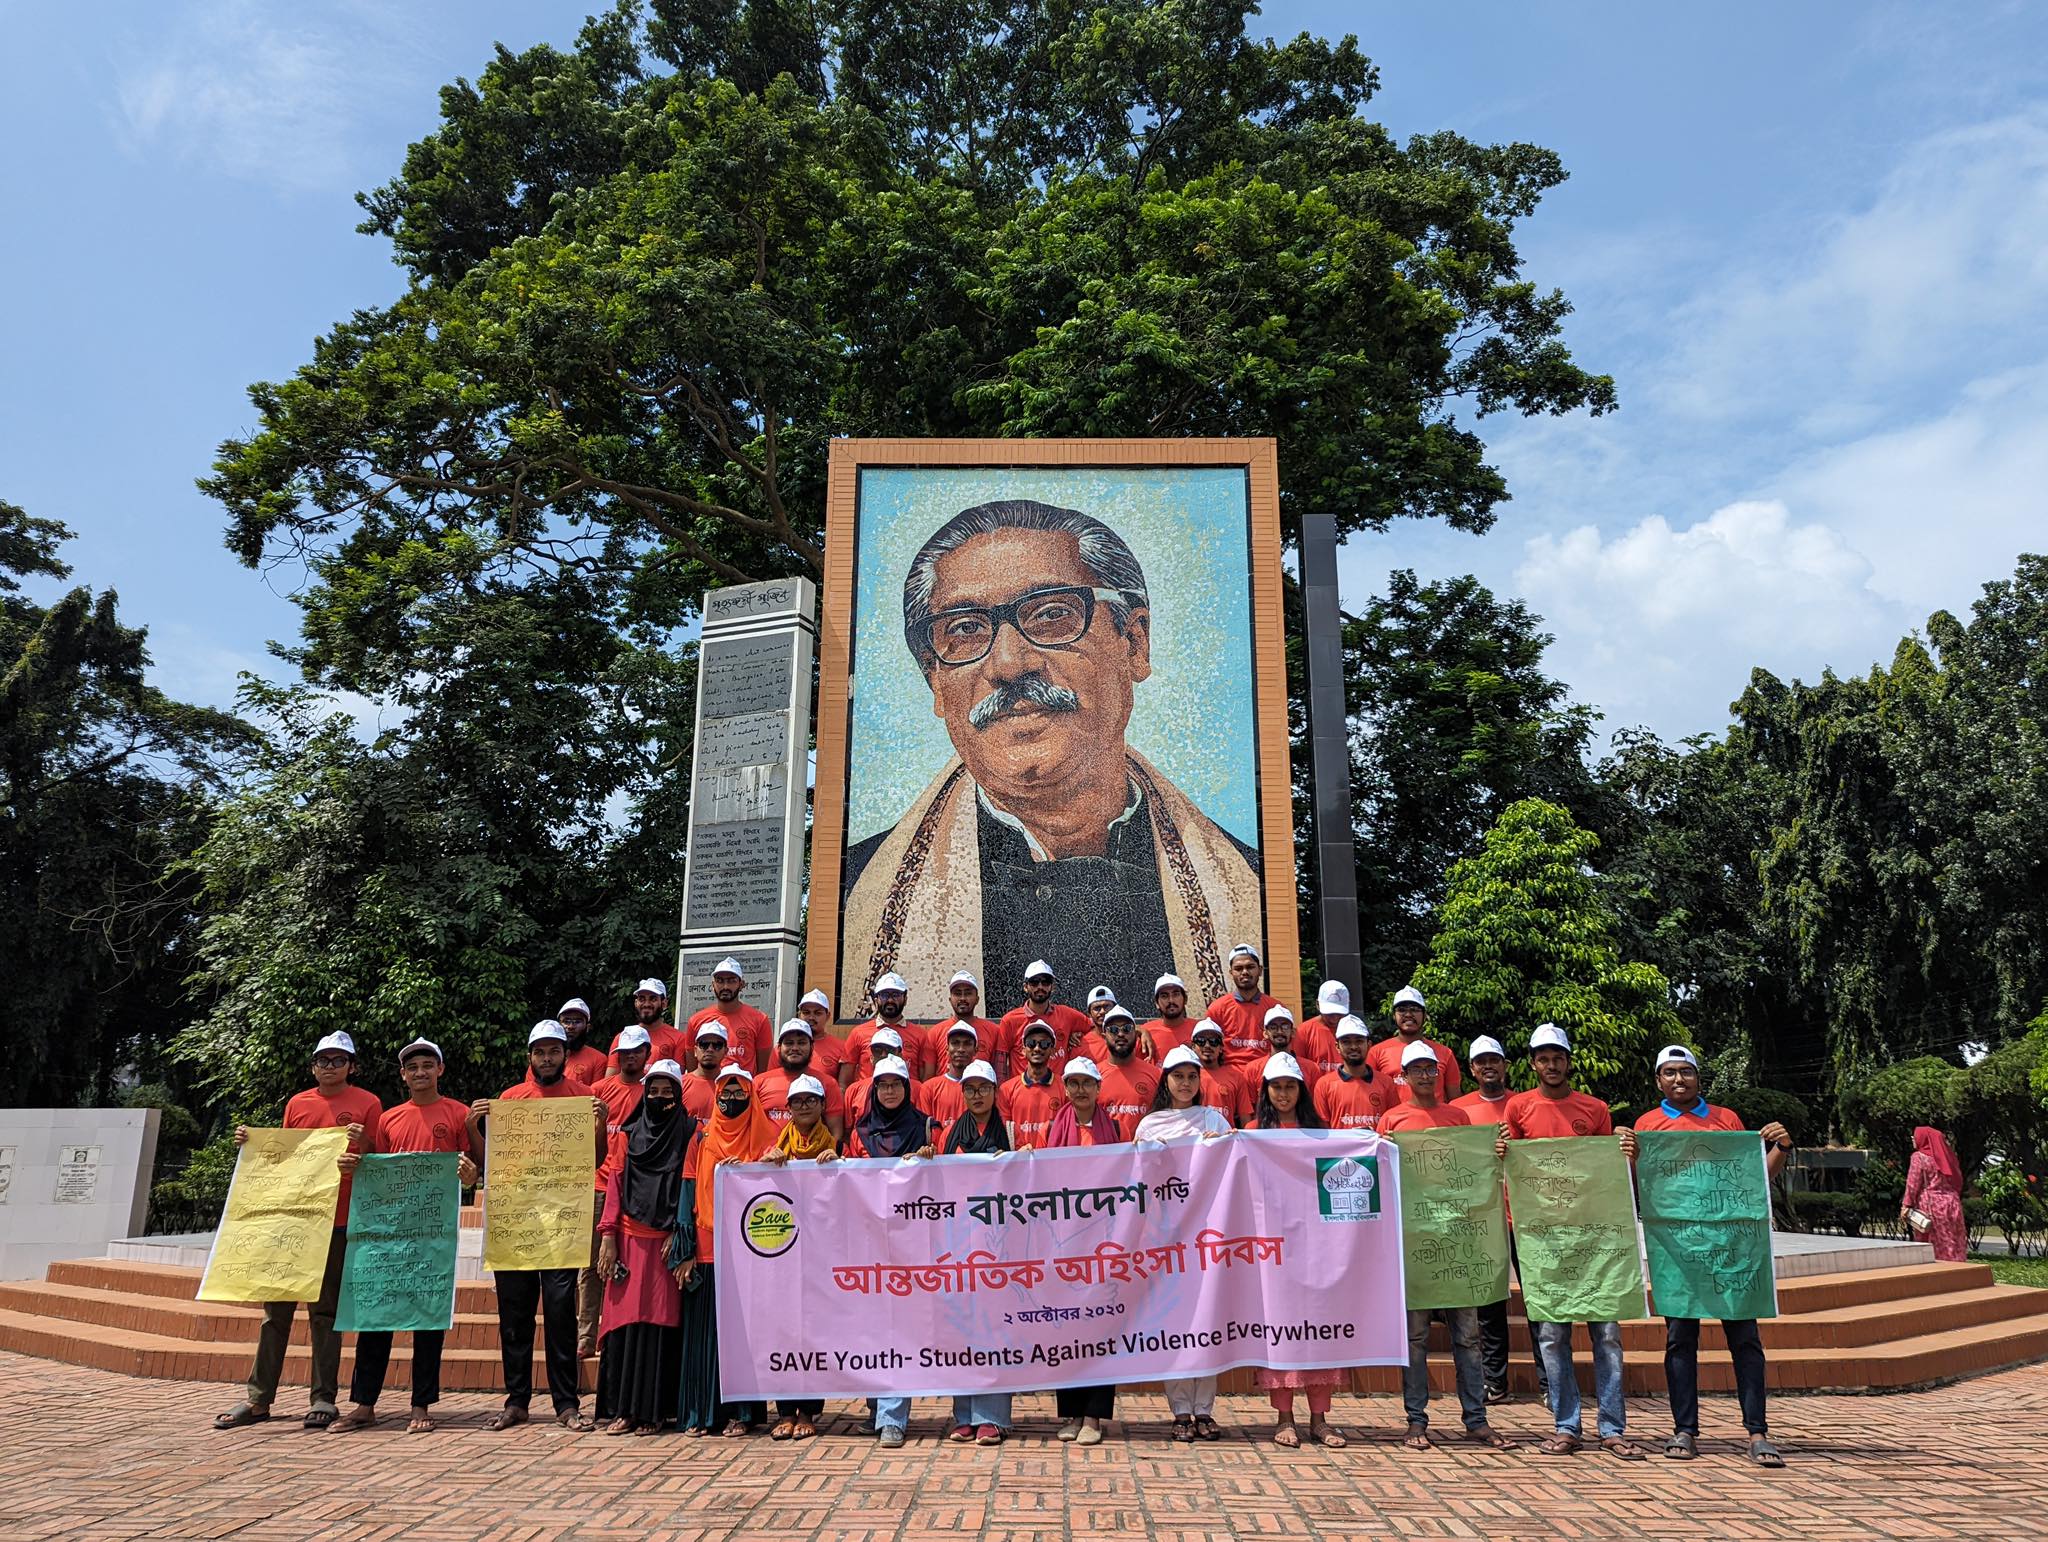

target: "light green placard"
[1391,1127,1511,1310]
[337,1152,460,1332]
[1504,1137,1646,1323]
[1636,1130,1778,1322]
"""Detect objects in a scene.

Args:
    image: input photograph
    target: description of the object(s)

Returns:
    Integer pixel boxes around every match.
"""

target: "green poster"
[337,1152,460,1333]
[1636,1130,1778,1322]
[1504,1137,1646,1323]
[1391,1127,1511,1310]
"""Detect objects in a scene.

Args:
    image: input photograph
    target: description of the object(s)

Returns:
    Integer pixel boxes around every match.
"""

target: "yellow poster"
[198,1128,349,1303]
[482,1097,595,1272]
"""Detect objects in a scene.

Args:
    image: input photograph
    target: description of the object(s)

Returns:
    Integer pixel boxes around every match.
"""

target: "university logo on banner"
[1315,1154,1382,1221]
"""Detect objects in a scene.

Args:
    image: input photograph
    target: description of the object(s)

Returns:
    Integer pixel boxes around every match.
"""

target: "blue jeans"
[1531,1320,1625,1439]
[874,1395,911,1431]
[952,1393,1012,1429]
[1402,1307,1488,1431]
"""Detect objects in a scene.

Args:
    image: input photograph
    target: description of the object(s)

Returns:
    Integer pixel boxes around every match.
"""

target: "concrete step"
[0,1281,524,1351]
[47,1258,519,1315]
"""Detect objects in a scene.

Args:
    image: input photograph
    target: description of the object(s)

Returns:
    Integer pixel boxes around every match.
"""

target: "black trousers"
[1057,1385,1115,1420]
[496,1268,581,1413]
[1664,1317,1768,1436]
[776,1399,825,1419]
[349,1330,445,1408]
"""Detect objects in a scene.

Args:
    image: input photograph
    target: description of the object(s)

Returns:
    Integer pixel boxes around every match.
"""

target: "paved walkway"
[2,1352,2044,1540]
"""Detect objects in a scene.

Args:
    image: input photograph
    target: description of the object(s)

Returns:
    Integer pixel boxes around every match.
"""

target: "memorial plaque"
[705,579,807,624]
[698,711,790,770]
[700,634,795,718]
[0,1146,14,1204]
[54,1145,101,1205]
[693,762,788,826]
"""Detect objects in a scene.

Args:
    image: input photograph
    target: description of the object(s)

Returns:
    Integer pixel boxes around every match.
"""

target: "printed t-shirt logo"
[741,1191,798,1257]
[1316,1155,1381,1221]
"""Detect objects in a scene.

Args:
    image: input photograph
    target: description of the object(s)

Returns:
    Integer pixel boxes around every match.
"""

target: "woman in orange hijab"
[677,1065,777,1435]
[1901,1126,1968,1262]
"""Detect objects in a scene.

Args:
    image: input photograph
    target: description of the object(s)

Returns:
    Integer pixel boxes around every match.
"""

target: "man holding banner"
[1634,1044,1792,1467]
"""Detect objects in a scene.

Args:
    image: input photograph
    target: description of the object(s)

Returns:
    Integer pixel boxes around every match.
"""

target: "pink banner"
[714,1130,1407,1398]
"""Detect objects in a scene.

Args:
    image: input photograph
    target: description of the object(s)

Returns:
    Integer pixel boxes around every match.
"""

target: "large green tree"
[0,500,251,1106]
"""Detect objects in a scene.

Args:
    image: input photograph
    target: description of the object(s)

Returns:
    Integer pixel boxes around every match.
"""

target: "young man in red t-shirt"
[1368,986,1462,1105]
[1302,981,1353,1082]
[1203,944,1282,1072]
[919,1021,984,1128]
[1259,1004,1331,1098]
[1446,1034,1513,1401]
[330,1037,479,1435]
[1495,1023,1641,1460]
[680,1022,726,1120]
[1312,1016,1385,1131]
[1090,1008,1162,1139]
[757,1019,848,1140]
[795,988,847,1086]
[556,998,609,1086]
[995,961,1091,1074]
[213,1030,382,1433]
[685,958,776,1073]
[1633,1043,1792,1467]
[997,1019,1066,1147]
[606,978,685,1070]
[1142,973,1198,1060]
[933,971,1005,1077]
[844,972,935,1085]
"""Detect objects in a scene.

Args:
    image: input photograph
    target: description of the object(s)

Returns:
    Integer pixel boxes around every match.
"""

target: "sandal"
[1172,1417,1196,1443]
[1403,1424,1432,1451]
[213,1402,269,1430]
[722,1418,751,1437]
[1537,1432,1582,1455]
[604,1417,635,1437]
[770,1420,796,1441]
[327,1407,377,1434]
[407,1409,436,1434]
[1664,1431,1698,1460]
[1193,1415,1222,1441]
[1272,1422,1301,1448]
[1310,1422,1347,1449]
[1749,1436,1786,1468]
[486,1406,528,1431]
[1601,1437,1649,1461]
[791,1419,818,1441]
[555,1409,596,1433]
[1465,1426,1517,1450]
[302,1408,337,1431]
[633,1423,662,1437]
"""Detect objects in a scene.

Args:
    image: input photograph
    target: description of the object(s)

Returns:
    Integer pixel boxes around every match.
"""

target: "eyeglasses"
[919,586,1130,668]
[312,1056,352,1069]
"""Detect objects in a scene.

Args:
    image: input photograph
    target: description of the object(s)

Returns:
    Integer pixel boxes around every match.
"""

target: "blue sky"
[5,2,2046,747]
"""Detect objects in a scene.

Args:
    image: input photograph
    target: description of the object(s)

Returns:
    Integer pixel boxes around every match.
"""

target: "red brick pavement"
[0,1351,2044,1540]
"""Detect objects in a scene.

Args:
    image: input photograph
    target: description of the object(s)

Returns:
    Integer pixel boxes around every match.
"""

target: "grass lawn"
[1976,1253,2048,1287]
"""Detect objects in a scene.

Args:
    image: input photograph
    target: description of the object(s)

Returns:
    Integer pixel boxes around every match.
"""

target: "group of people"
[209,946,1794,1466]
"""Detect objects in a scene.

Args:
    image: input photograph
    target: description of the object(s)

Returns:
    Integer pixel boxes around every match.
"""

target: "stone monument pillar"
[675,578,816,1026]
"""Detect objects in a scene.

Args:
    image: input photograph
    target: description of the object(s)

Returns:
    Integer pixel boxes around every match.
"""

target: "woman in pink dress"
[1900,1126,1968,1262]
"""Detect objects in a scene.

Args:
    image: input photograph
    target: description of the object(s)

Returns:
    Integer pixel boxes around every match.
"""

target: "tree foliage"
[1409,798,1679,1110]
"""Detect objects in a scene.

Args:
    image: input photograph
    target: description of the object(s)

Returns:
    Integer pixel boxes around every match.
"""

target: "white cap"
[799,988,831,1012]
[1160,1044,1203,1073]
[645,1058,684,1085]
[1062,1056,1103,1082]
[715,1063,753,1083]
[1334,1015,1369,1040]
[397,1037,441,1063]
[691,1021,726,1044]
[614,1025,652,1052]
[1023,959,1055,980]
[636,978,667,997]
[787,1074,826,1100]
[872,971,909,995]
[778,1018,814,1040]
[1401,1041,1441,1068]
[1102,1005,1136,1026]
[871,1055,911,1082]
[872,1026,903,1050]
[1019,1017,1056,1040]
[961,1060,997,1085]
[556,997,591,1019]
[949,970,980,990]
[314,1030,357,1058]
[944,1020,979,1039]
[1655,1044,1700,1070]
[1317,982,1351,1014]
[527,1020,567,1045]
[1392,985,1427,1009]
[1261,1052,1305,1083]
[1263,1004,1294,1027]
[1229,943,1261,962]
[1530,1023,1571,1053]
[1469,1035,1507,1060]
[1154,973,1187,995]
[1189,1019,1224,1039]
[1087,985,1117,1005]
[712,957,745,980]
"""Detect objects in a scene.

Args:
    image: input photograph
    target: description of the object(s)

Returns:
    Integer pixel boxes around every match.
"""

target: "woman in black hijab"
[593,1060,695,1435]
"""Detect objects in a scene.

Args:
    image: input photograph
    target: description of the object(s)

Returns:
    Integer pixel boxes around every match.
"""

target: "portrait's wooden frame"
[807,438,1301,1019]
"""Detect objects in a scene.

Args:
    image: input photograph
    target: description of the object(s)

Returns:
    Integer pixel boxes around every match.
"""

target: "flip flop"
[406,1411,436,1434]
[1465,1427,1517,1450]
[1537,1433,1581,1455]
[555,1409,596,1433]
[1403,1427,1433,1450]
[328,1408,377,1433]
[791,1420,818,1441]
[1601,1437,1649,1461]
[487,1406,528,1431]
[213,1402,269,1430]
[770,1421,796,1441]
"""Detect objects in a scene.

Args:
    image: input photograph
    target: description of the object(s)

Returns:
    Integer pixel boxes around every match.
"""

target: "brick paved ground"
[1,1351,2044,1541]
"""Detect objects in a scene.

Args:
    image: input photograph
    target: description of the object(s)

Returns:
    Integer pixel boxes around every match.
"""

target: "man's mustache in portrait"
[968,673,1083,732]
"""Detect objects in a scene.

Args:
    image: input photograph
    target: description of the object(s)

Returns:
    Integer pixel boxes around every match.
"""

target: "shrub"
[1840,1057,1967,1168]
[1788,1191,1861,1235]
[1718,1086,1813,1146]
[1978,1163,2048,1258]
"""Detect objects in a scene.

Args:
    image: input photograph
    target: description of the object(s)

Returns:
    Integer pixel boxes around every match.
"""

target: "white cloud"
[109,0,417,192]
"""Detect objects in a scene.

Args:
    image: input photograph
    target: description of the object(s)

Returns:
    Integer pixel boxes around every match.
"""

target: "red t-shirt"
[1203,993,1283,1071]
[1378,1100,1472,1134]
[919,1073,968,1130]
[930,1014,1002,1066]
[756,1066,847,1130]
[1503,1088,1613,1140]
[1292,1020,1345,1082]
[593,1076,645,1187]
[680,1070,718,1122]
[1143,1016,1196,1060]
[1098,1060,1162,1141]
[562,1043,609,1088]
[284,1084,383,1224]
[1200,1065,1254,1127]
[1632,1102,1746,1133]
[1450,1090,1511,1125]
[996,1003,1092,1066]
[686,1003,775,1071]
[845,1018,934,1082]
[1367,1036,1463,1104]
[1312,1069,1385,1132]
[805,1032,846,1083]
[374,1096,471,1156]
[605,1021,685,1072]
[996,1074,1066,1147]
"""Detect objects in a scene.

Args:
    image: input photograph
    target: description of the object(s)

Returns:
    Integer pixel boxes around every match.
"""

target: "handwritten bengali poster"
[1637,1130,1778,1322]
[336,1153,460,1332]
[1504,1137,1647,1323]
[482,1098,594,1272]
[1391,1126,1511,1310]
[714,1130,1409,1399]
[198,1128,349,1303]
